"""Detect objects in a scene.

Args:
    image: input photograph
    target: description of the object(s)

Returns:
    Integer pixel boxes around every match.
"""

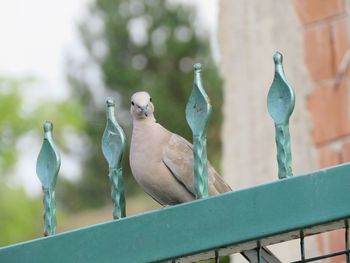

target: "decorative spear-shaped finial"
[36,121,61,236]
[186,63,212,199]
[267,52,295,179]
[102,98,126,219]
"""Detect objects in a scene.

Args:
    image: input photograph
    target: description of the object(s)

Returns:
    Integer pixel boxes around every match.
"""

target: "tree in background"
[0,77,83,246]
[0,77,84,176]
[66,0,223,211]
[0,77,41,246]
[0,77,35,174]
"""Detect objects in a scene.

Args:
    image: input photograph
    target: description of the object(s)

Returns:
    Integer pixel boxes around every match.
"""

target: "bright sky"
[0,0,218,196]
[0,0,90,100]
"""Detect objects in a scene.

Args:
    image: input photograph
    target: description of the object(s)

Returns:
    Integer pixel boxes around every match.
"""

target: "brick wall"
[293,0,350,261]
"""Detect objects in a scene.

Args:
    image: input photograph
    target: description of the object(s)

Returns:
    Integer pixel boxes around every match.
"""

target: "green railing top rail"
[1,52,349,262]
[1,163,350,262]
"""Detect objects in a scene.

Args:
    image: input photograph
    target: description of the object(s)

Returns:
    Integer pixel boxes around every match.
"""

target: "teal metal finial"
[186,63,212,199]
[102,97,126,219]
[273,51,282,64]
[194,63,202,71]
[267,51,295,179]
[36,121,61,236]
[106,97,114,107]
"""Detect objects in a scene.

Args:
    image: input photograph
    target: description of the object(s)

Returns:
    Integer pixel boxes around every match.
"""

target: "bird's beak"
[140,106,148,117]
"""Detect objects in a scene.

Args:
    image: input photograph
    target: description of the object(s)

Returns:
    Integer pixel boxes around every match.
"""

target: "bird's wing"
[163,134,231,196]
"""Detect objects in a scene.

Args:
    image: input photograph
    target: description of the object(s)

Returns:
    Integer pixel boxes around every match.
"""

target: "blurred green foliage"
[0,77,84,174]
[31,99,85,152]
[0,77,83,246]
[0,183,41,246]
[202,256,230,263]
[66,0,223,211]
[0,77,33,173]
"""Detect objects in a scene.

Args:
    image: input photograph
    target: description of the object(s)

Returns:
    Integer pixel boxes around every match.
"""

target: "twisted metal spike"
[101,98,126,219]
[267,52,295,179]
[185,63,212,199]
[36,121,61,236]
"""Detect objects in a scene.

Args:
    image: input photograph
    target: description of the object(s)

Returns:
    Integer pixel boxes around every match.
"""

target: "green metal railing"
[267,52,295,180]
[1,52,350,262]
[101,98,126,220]
[185,63,211,199]
[36,121,61,237]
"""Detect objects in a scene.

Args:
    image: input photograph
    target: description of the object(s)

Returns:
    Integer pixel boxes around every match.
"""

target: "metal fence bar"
[300,231,305,262]
[215,250,219,263]
[36,121,61,236]
[2,162,350,262]
[185,63,212,199]
[267,52,295,179]
[257,242,262,263]
[101,98,126,219]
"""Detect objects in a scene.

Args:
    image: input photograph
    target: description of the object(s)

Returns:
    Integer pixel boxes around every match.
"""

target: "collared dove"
[129,91,281,263]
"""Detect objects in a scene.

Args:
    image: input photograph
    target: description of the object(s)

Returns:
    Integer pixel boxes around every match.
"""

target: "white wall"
[218,0,319,261]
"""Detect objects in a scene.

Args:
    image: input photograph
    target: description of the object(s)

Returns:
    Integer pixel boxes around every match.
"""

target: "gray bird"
[129,91,281,263]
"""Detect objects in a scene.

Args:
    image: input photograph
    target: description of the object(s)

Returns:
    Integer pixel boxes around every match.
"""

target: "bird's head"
[130,91,155,120]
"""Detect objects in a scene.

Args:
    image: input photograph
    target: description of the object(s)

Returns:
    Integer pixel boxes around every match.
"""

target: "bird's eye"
[150,97,152,102]
[131,101,134,106]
